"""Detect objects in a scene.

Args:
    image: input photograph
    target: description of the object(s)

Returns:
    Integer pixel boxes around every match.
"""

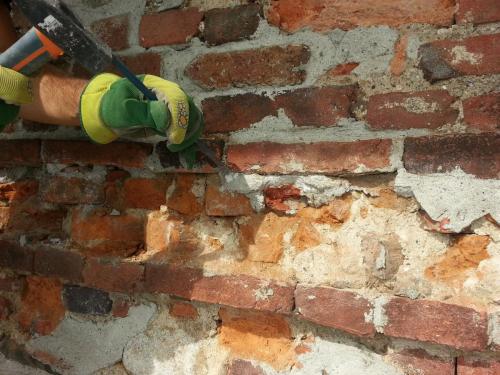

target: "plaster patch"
[395,168,500,232]
[0,353,50,375]
[27,304,156,375]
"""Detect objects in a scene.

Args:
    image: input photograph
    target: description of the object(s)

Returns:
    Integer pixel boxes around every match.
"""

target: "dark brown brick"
[456,0,500,24]
[295,285,375,337]
[186,45,310,89]
[42,140,153,169]
[82,258,144,293]
[120,52,162,76]
[145,265,295,314]
[34,248,85,283]
[0,241,33,272]
[91,14,129,51]
[0,140,41,167]
[403,134,500,179]
[204,4,260,45]
[40,176,104,205]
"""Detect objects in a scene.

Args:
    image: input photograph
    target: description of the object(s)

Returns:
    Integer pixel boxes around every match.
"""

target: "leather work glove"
[80,73,190,145]
[0,65,33,129]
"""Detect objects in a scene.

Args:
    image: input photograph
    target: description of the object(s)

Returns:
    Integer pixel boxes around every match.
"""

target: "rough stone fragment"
[383,297,488,350]
[139,8,203,47]
[264,184,302,213]
[456,0,500,24]
[403,133,499,179]
[62,285,112,315]
[387,349,455,375]
[267,0,454,32]
[91,14,129,51]
[463,93,499,132]
[186,45,310,89]
[42,141,152,169]
[419,34,500,82]
[145,265,295,313]
[27,304,155,375]
[205,175,253,216]
[204,4,260,45]
[227,139,393,175]
[295,285,375,337]
[34,248,85,283]
[367,90,458,130]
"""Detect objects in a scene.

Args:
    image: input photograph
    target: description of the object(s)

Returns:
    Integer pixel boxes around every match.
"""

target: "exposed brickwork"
[205,175,253,216]
[82,258,144,293]
[40,176,104,205]
[34,248,84,283]
[403,134,500,179]
[456,0,500,25]
[0,140,41,167]
[462,93,499,132]
[169,301,199,320]
[227,139,393,175]
[419,33,500,82]
[227,359,265,375]
[267,0,455,32]
[387,349,455,375]
[91,14,129,51]
[123,177,171,210]
[0,241,33,272]
[145,265,295,314]
[295,286,375,337]
[0,180,38,203]
[367,90,458,130]
[186,45,310,89]
[384,297,489,351]
[457,357,500,375]
[120,52,162,76]
[204,4,260,45]
[139,8,203,47]
[42,141,152,169]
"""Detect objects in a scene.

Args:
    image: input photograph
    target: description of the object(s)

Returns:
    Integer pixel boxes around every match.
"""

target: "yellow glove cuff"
[80,73,121,144]
[143,75,189,145]
[0,66,33,105]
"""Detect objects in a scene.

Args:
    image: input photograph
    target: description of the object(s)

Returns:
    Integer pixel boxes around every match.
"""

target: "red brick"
[266,0,454,32]
[71,208,144,257]
[203,94,276,134]
[34,248,84,283]
[384,297,488,351]
[0,296,11,320]
[145,211,181,252]
[456,0,500,25]
[15,276,65,335]
[327,62,359,76]
[111,297,130,318]
[275,86,357,127]
[4,204,65,235]
[295,285,375,337]
[227,359,265,375]
[41,176,104,205]
[82,258,144,293]
[387,349,455,375]
[145,265,295,314]
[264,185,301,213]
[0,140,40,167]
[120,52,162,76]
[227,139,393,175]
[0,275,25,292]
[419,33,500,82]
[0,241,33,272]
[91,14,129,51]
[186,45,310,89]
[139,8,203,47]
[204,4,260,45]
[366,90,458,130]
[390,34,408,76]
[169,301,198,320]
[205,175,253,216]
[463,93,499,132]
[123,177,171,210]
[42,140,152,169]
[166,175,204,216]
[457,357,500,375]
[0,180,38,204]
[403,134,499,179]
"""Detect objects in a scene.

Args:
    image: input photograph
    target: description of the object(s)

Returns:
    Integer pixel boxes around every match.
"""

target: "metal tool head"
[14,0,112,74]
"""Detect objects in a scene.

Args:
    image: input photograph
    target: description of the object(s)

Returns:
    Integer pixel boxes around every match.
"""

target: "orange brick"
[205,176,253,216]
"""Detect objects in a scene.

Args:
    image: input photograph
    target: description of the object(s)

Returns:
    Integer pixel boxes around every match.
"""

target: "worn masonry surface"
[0,0,499,374]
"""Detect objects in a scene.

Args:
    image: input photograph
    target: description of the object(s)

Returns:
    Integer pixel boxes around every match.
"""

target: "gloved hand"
[80,73,190,145]
[0,66,33,129]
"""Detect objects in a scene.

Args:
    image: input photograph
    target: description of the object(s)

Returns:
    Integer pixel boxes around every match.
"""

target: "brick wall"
[0,0,499,374]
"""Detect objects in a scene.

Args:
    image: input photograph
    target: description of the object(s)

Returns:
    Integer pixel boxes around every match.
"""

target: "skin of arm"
[1,3,86,127]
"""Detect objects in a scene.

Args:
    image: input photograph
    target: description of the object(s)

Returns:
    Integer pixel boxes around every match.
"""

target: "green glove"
[0,66,33,130]
[80,73,190,145]
[0,100,20,131]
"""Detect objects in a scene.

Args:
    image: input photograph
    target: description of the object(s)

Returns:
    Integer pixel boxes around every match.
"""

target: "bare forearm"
[19,66,87,127]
